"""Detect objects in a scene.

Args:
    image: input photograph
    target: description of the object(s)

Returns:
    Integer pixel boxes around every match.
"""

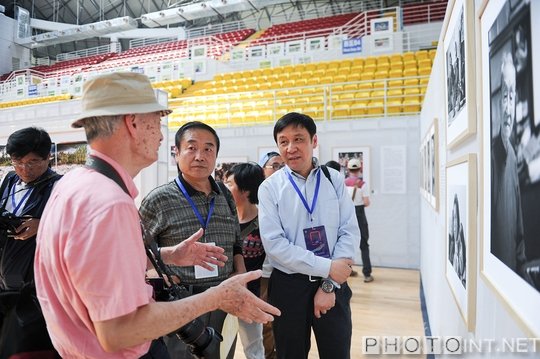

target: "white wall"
[419,1,537,357]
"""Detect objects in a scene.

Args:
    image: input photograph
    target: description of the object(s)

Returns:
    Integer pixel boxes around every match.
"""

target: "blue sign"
[342,38,362,54]
[28,84,38,97]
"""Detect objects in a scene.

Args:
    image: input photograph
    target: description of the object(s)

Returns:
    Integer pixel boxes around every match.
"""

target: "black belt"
[273,268,323,282]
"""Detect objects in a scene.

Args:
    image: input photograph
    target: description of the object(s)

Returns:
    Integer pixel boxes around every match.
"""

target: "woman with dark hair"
[224,162,266,359]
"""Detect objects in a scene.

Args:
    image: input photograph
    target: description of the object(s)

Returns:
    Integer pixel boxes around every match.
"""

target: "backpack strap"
[320,165,333,186]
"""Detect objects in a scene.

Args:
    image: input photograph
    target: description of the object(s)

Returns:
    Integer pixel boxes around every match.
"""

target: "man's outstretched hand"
[209,270,281,324]
[162,228,228,269]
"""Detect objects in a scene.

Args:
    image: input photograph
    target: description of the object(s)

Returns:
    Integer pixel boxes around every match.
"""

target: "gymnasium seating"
[402,1,447,25]
[94,29,255,71]
[250,13,360,47]
[0,94,72,109]
[167,50,435,128]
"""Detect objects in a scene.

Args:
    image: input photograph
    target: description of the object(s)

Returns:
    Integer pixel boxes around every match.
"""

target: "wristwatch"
[320,279,336,293]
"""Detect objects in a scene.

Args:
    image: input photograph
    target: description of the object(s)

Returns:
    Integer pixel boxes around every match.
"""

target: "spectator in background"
[0,127,62,358]
[224,162,266,359]
[259,151,285,178]
[139,121,247,359]
[344,158,373,282]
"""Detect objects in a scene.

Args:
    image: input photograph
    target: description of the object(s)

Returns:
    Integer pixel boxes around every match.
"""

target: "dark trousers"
[259,278,277,359]
[355,205,372,277]
[269,269,352,359]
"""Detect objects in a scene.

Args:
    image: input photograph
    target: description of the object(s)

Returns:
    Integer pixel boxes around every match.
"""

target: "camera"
[147,278,223,358]
[0,211,24,234]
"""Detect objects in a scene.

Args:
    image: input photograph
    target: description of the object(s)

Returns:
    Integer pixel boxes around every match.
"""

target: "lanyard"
[287,169,321,219]
[10,183,33,216]
[175,177,215,230]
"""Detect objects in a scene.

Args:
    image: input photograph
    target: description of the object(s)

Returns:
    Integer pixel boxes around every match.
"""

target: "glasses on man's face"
[11,158,46,170]
[265,163,285,171]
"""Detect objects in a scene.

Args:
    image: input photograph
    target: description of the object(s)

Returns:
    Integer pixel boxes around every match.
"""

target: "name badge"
[303,225,331,258]
[194,242,219,279]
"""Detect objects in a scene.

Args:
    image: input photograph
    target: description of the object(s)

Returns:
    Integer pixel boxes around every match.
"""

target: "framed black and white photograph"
[443,0,476,149]
[480,0,540,336]
[420,119,438,211]
[332,147,370,193]
[446,154,477,331]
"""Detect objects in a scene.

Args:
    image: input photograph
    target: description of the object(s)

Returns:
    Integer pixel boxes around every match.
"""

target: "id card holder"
[303,225,331,258]
[194,242,219,279]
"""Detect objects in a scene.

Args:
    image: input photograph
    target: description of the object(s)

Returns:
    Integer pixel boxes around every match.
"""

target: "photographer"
[34,72,280,358]
[0,127,62,358]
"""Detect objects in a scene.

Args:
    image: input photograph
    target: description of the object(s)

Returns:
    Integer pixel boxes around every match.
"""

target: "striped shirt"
[139,175,242,286]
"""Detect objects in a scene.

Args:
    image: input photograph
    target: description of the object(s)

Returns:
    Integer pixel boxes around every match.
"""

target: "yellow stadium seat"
[390,54,402,63]
[348,73,362,82]
[403,68,418,77]
[387,98,402,114]
[363,63,377,73]
[352,58,364,67]
[331,103,350,118]
[418,58,432,68]
[355,91,371,105]
[350,64,363,73]
[404,87,421,102]
[367,100,384,115]
[360,72,375,81]
[333,74,347,83]
[402,98,421,113]
[404,78,419,87]
[415,50,429,61]
[350,103,367,117]
[374,70,389,79]
[305,63,317,72]
[418,67,432,77]
[354,80,371,90]
[343,83,358,91]
[402,52,415,62]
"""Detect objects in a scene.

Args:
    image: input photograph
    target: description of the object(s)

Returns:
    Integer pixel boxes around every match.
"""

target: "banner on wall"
[15,7,30,39]
[342,38,362,54]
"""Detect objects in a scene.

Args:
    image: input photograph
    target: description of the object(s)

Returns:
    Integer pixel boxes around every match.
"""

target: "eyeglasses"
[11,158,46,169]
[265,163,285,171]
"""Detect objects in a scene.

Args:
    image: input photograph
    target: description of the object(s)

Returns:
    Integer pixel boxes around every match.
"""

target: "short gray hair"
[79,115,124,142]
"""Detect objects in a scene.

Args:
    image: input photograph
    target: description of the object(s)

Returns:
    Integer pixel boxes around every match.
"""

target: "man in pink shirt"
[34,72,280,358]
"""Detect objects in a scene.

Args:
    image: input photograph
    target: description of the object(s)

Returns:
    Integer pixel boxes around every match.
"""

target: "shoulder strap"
[240,217,258,240]
[217,181,236,215]
[86,156,129,195]
[0,171,17,209]
[320,165,333,185]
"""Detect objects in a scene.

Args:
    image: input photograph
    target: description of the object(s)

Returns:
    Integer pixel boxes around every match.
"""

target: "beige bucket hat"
[72,72,173,128]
